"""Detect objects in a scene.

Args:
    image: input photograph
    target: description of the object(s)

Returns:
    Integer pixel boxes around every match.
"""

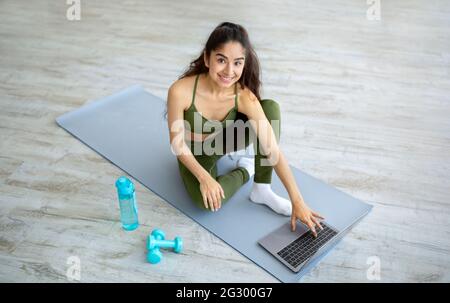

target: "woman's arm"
[167,82,225,211]
[167,83,210,182]
[239,90,324,235]
[273,150,304,204]
[238,91,303,204]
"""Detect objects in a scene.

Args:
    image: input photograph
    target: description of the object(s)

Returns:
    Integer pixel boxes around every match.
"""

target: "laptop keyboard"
[277,222,338,268]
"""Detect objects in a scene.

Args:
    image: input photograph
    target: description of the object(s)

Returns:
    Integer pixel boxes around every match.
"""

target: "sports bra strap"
[191,74,200,106]
[234,81,238,109]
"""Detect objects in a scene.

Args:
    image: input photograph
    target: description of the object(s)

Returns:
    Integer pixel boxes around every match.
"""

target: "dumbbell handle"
[152,238,176,249]
[149,236,182,253]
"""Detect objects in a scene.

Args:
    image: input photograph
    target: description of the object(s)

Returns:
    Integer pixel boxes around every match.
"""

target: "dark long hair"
[164,22,262,119]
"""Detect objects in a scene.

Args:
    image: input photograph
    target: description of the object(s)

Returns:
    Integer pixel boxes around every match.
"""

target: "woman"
[166,22,324,236]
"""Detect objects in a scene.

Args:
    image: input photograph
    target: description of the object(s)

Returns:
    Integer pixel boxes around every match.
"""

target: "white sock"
[228,151,240,161]
[250,183,292,216]
[236,156,255,177]
[228,143,255,161]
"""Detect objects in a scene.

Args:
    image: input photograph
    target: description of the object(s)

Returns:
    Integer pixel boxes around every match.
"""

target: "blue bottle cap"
[115,176,135,195]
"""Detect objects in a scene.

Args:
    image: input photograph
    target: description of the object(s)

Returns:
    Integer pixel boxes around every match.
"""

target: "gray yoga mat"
[56,84,372,282]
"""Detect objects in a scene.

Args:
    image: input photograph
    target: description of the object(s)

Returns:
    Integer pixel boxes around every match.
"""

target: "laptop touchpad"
[258,222,310,252]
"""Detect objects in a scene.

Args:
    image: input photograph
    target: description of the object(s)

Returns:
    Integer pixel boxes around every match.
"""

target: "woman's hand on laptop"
[291,200,325,238]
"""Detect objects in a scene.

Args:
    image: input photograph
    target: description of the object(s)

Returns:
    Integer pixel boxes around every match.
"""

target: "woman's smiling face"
[204,41,246,88]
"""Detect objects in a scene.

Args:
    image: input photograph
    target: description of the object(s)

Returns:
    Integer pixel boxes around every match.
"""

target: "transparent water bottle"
[115,176,139,231]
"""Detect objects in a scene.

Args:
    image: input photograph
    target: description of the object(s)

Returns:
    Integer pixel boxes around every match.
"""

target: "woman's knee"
[178,160,209,210]
[260,99,281,121]
[185,186,209,210]
[193,198,209,210]
[260,99,281,138]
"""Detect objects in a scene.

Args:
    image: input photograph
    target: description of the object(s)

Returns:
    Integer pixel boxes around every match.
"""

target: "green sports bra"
[184,73,238,135]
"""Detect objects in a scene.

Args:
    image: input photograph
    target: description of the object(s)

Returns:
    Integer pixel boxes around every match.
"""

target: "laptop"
[258,215,367,273]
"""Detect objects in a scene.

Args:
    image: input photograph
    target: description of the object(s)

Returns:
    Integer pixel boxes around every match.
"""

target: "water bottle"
[115,176,139,231]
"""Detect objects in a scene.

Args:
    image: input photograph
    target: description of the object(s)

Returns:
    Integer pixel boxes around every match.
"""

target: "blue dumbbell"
[147,229,165,264]
[148,229,183,253]
[147,229,183,264]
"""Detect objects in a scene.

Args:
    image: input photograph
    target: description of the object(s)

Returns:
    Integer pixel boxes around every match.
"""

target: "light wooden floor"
[0,0,449,282]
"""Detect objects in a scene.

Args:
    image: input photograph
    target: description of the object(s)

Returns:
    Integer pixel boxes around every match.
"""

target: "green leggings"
[177,99,281,209]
